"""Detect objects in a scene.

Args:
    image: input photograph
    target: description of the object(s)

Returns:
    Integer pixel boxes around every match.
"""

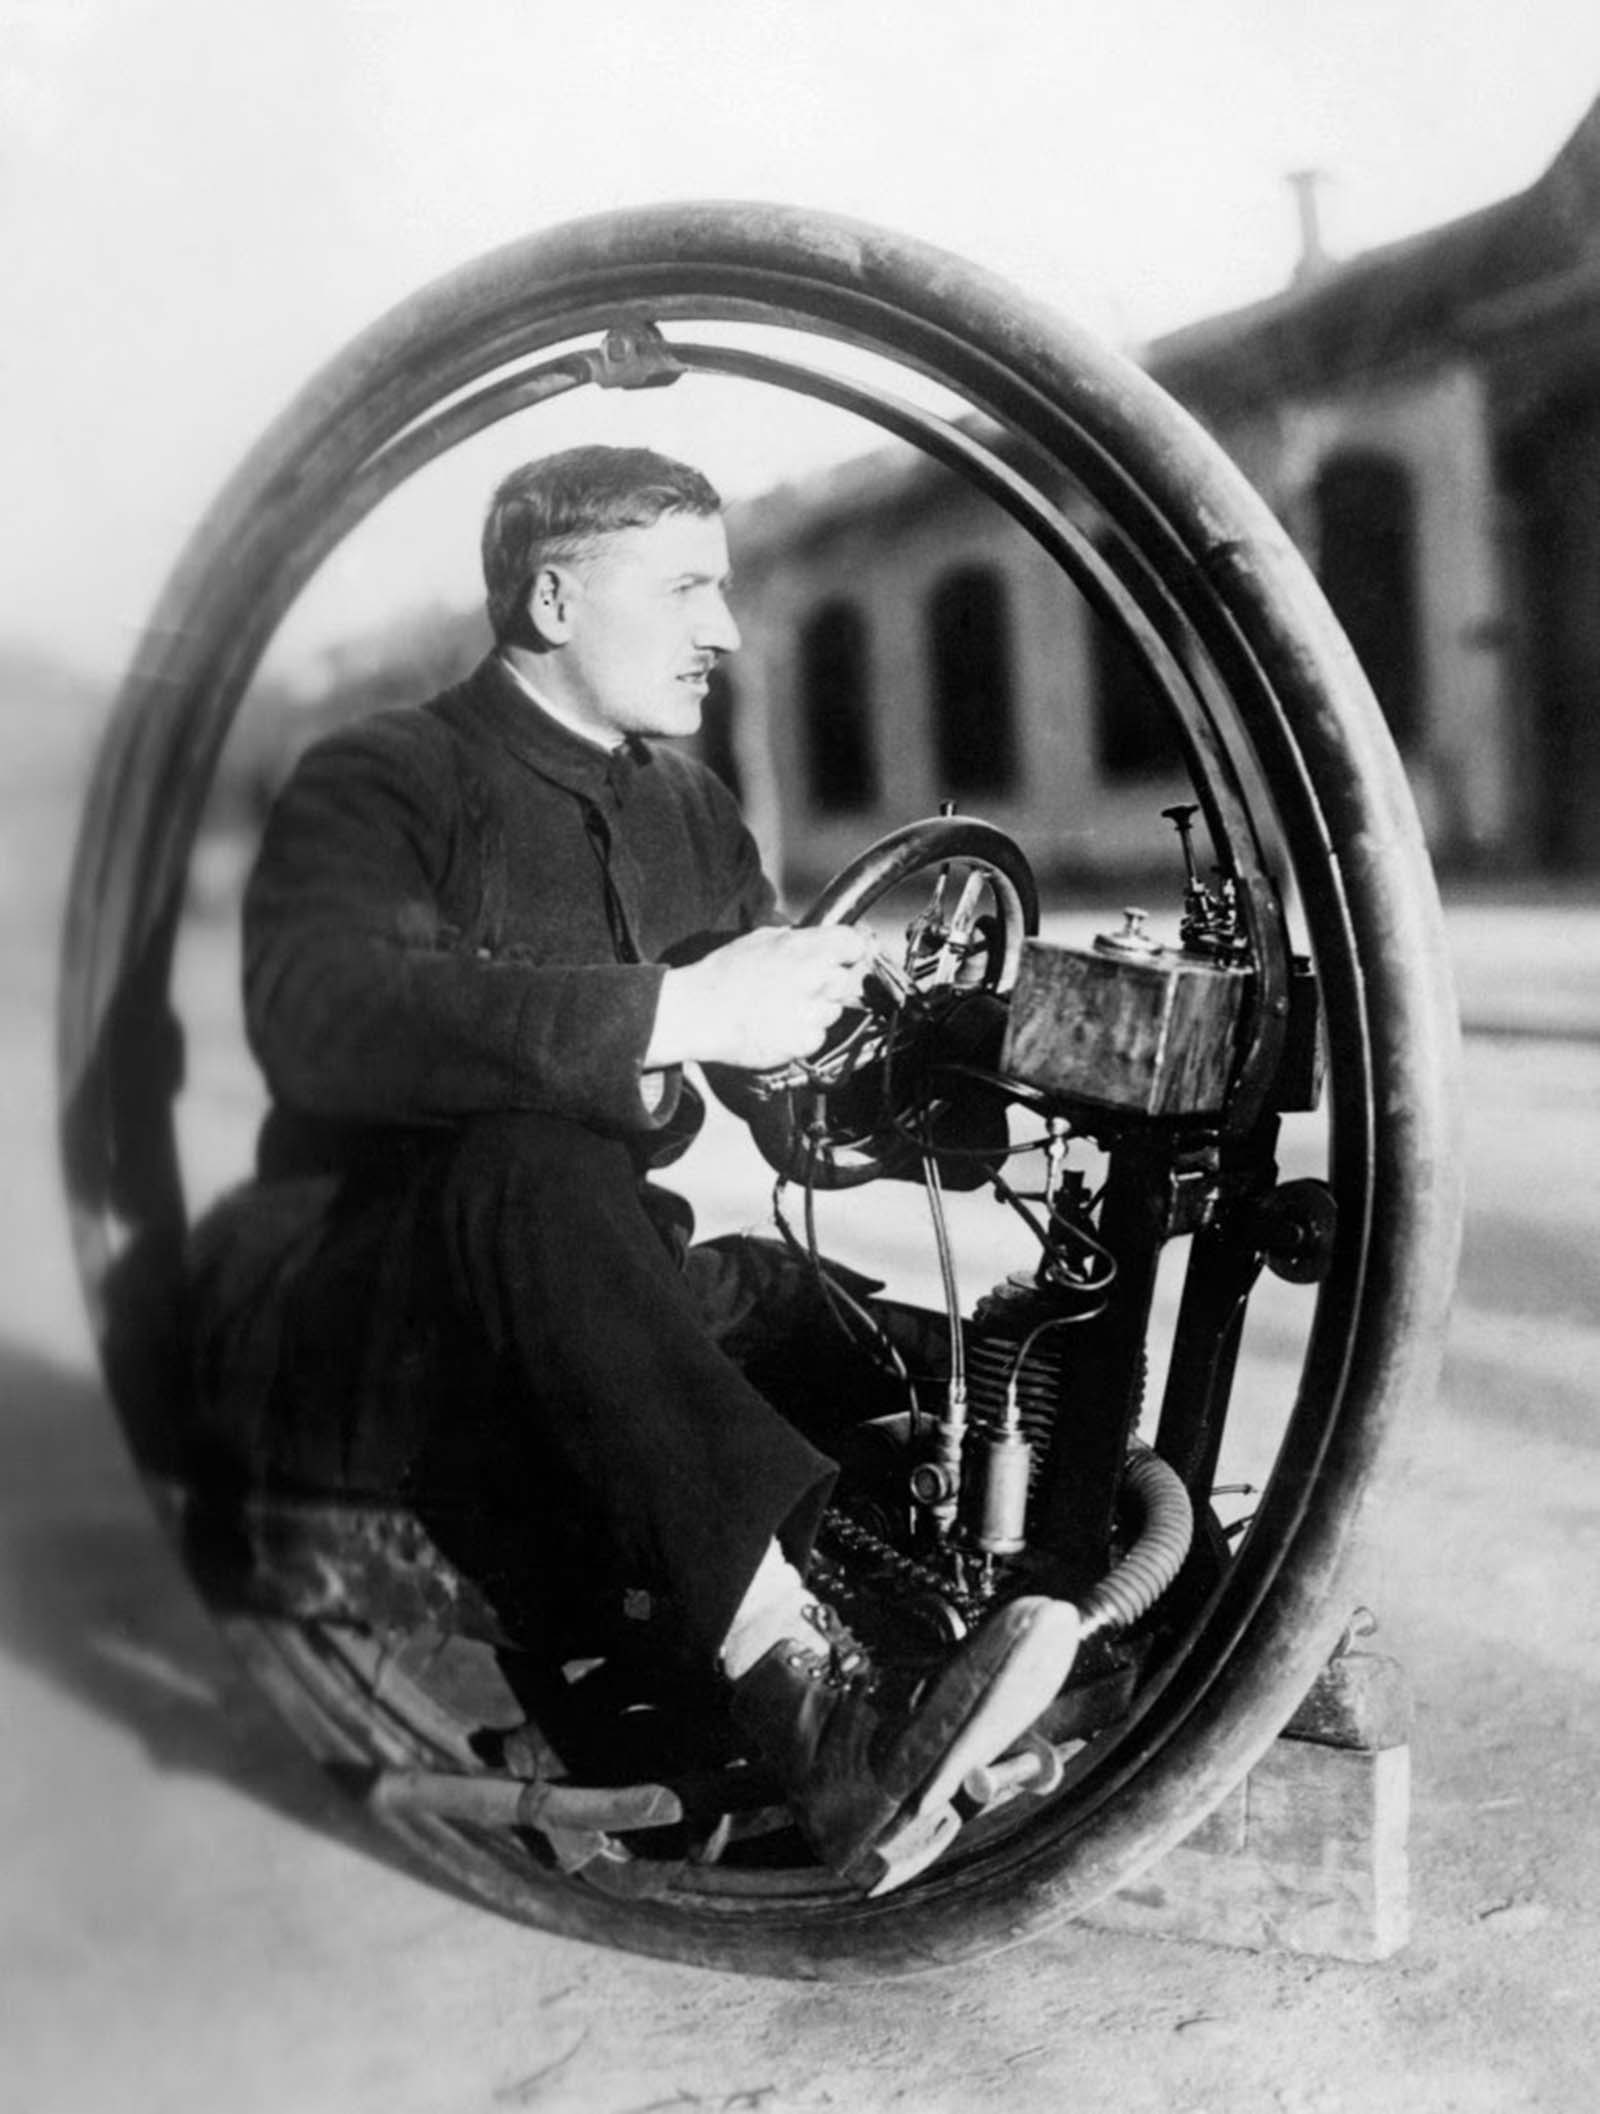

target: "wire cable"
[770,1170,913,1399]
[921,1151,965,1407]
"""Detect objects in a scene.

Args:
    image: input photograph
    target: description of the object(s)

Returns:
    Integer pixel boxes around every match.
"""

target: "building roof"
[1147,95,1600,415]
[730,97,1600,540]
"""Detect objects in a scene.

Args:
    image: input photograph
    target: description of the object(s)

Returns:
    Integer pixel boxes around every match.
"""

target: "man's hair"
[482,445,723,642]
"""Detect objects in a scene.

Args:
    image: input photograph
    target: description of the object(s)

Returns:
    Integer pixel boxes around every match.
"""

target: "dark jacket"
[243,651,779,1178]
[186,652,780,1477]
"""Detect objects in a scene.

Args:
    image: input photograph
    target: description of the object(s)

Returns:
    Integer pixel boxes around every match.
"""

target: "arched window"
[928,567,1017,798]
[696,662,743,801]
[1090,611,1186,781]
[1312,452,1423,753]
[799,600,876,812]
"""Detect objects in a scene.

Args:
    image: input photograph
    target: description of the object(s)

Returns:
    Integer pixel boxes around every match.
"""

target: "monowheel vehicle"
[57,204,1462,1978]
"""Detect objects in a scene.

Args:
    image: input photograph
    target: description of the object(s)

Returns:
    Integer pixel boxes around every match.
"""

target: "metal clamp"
[588,319,685,391]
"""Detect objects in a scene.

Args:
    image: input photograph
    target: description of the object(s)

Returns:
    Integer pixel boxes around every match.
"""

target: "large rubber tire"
[57,204,1463,1977]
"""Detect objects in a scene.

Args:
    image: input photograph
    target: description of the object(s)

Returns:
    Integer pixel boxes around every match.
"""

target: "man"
[199,444,1079,1895]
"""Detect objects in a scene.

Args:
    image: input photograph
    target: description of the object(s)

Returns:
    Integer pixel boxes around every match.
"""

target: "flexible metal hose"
[1076,1444,1195,1641]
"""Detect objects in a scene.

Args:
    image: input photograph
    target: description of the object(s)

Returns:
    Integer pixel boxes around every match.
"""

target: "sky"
[4,0,1600,683]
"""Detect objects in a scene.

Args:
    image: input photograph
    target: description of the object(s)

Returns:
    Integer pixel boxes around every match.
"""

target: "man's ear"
[524,563,577,647]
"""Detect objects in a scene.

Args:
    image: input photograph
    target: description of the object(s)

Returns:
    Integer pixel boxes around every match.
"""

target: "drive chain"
[816,1507,991,1632]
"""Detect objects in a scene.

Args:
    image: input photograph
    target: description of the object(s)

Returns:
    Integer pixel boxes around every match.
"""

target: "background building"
[723,96,1600,893]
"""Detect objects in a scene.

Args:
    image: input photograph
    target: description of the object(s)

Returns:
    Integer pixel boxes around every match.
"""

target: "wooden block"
[1283,1650,1411,1750]
[1079,1739,1410,1962]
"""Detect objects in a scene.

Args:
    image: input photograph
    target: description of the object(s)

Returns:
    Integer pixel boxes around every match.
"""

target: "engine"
[797,803,1328,1746]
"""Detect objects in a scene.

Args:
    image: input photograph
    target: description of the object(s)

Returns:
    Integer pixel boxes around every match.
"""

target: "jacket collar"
[446,653,653,803]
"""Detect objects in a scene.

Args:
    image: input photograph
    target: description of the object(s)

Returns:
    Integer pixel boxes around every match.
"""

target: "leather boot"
[730,1594,1080,1895]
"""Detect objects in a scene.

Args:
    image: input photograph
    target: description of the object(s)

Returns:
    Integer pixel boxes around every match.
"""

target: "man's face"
[539,510,740,744]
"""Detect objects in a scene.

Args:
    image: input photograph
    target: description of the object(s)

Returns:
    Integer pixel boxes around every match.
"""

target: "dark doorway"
[928,567,1017,799]
[799,600,877,813]
[1312,452,1424,755]
[1503,400,1600,870]
[1091,614,1186,780]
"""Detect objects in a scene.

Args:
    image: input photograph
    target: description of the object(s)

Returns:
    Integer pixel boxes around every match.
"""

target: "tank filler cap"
[1094,907,1164,958]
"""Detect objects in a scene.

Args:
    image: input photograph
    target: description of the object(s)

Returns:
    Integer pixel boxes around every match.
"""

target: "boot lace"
[785,1601,873,1690]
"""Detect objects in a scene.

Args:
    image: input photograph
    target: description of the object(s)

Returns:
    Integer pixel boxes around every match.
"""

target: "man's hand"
[648,925,876,1071]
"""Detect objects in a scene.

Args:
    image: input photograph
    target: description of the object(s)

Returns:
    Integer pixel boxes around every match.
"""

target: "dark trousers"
[192,1112,850,1659]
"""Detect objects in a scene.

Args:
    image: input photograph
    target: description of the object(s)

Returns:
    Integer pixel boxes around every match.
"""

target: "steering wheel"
[739,815,1039,1188]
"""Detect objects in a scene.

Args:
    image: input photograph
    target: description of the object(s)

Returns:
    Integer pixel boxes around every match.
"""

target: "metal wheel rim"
[57,203,1463,1973]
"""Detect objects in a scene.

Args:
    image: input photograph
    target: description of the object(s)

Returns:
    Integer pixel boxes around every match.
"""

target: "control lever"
[1162,801,1239,958]
[1161,801,1202,889]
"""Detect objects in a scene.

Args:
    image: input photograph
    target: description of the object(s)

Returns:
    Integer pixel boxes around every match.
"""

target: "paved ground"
[4,824,1600,2109]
